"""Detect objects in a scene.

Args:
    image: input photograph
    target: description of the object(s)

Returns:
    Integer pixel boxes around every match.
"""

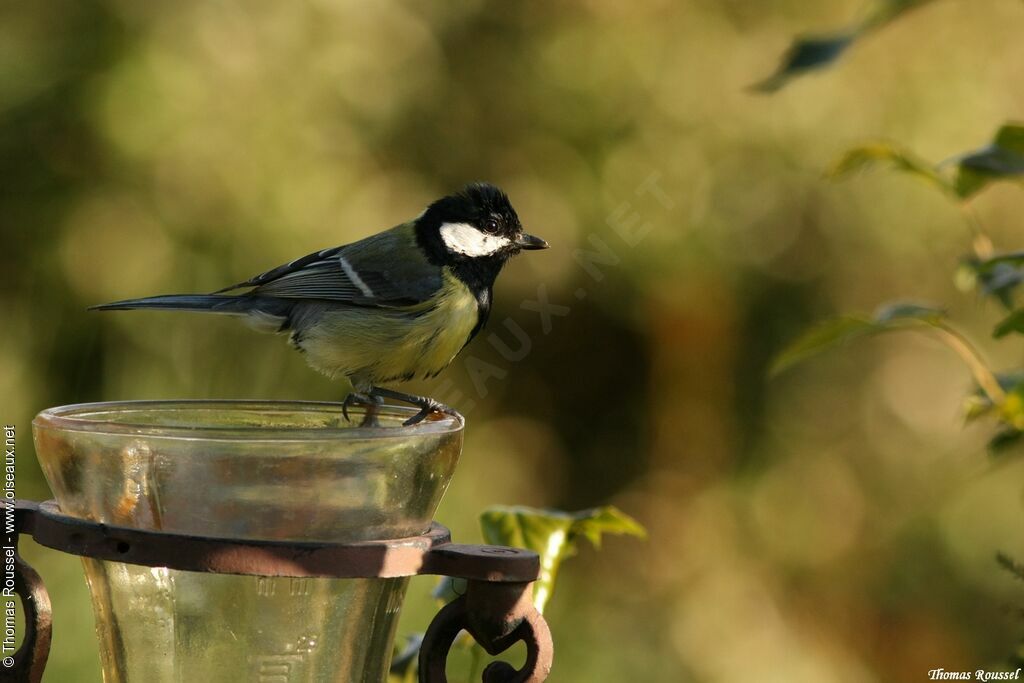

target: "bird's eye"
[482,217,499,232]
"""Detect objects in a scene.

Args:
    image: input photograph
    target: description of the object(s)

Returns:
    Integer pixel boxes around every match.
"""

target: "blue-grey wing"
[217,224,442,307]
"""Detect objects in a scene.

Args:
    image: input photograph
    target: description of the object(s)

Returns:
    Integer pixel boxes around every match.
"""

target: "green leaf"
[997,552,1024,583]
[770,316,876,375]
[753,0,938,92]
[954,258,1019,309]
[995,309,1024,338]
[569,506,647,549]
[988,428,1023,455]
[960,254,1024,309]
[751,33,855,93]
[388,634,423,683]
[828,143,954,196]
[983,250,1024,269]
[952,123,1024,198]
[480,505,646,614]
[480,508,573,558]
[955,168,993,199]
[984,267,1023,309]
[771,303,945,375]
[959,124,1024,174]
[963,393,994,423]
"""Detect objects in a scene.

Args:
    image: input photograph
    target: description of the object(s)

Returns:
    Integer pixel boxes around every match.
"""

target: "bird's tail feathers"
[90,294,271,315]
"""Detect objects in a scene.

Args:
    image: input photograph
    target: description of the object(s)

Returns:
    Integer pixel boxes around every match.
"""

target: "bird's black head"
[416,183,548,269]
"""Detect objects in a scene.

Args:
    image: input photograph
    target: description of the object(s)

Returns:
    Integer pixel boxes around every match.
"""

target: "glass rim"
[32,399,464,441]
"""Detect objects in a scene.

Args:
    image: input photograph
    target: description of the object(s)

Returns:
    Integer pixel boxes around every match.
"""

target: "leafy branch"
[772,303,1004,404]
[761,1,1024,664]
[772,123,1024,454]
[829,124,1024,201]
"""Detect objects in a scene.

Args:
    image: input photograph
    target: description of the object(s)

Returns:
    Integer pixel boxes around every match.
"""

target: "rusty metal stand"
[7,499,552,683]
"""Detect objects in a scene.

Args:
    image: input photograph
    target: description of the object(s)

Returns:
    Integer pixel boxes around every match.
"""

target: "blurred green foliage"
[5,0,1024,681]
[777,121,1024,452]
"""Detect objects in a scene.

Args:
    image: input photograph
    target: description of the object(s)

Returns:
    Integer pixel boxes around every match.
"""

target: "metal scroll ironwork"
[6,500,552,683]
[419,580,552,683]
[8,546,51,683]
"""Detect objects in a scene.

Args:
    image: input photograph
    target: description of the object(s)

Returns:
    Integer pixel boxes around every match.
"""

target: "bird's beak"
[515,232,549,250]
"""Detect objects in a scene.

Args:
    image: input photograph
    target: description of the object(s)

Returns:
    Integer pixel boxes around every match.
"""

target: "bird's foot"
[368,387,457,426]
[341,392,384,427]
[341,392,371,422]
[403,396,454,426]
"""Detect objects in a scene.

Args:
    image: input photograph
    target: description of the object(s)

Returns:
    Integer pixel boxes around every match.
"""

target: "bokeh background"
[4,1,1024,681]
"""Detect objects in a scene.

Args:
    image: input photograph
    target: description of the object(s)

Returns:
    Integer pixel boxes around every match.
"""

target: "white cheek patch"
[439,222,511,257]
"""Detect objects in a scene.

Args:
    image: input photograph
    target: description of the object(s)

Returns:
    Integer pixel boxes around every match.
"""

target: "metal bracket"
[7,543,51,683]
[8,500,552,683]
[419,580,553,683]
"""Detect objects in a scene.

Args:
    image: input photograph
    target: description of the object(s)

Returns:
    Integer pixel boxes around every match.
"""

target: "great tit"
[92,182,548,425]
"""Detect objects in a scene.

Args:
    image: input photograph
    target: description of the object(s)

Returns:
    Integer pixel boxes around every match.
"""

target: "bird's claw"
[402,398,454,426]
[361,387,457,427]
[341,392,373,422]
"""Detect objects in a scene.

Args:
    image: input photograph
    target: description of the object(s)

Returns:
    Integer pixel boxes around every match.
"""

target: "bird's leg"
[368,386,456,426]
[359,392,386,428]
[341,391,384,427]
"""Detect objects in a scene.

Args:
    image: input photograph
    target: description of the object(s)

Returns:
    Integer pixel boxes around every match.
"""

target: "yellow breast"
[297,269,480,388]
[393,269,480,380]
